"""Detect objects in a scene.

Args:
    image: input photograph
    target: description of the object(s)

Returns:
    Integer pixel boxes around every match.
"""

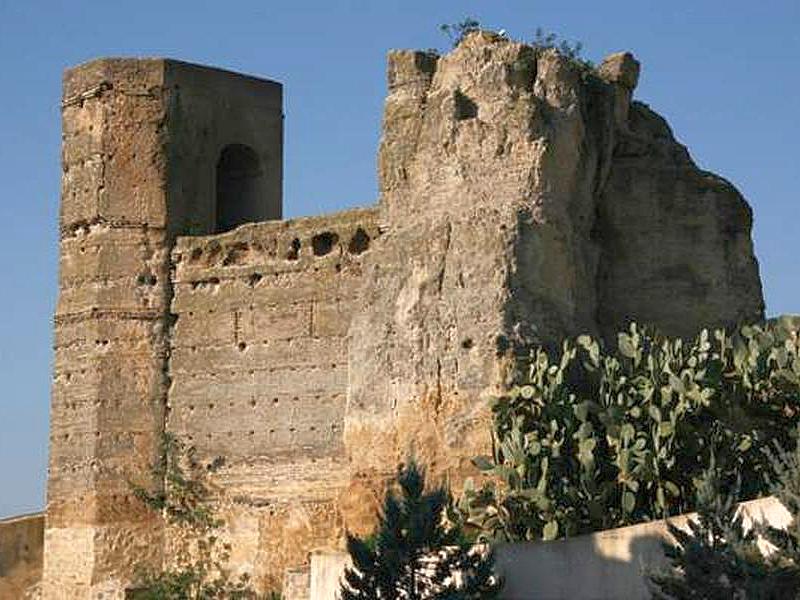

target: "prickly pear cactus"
[460,318,800,542]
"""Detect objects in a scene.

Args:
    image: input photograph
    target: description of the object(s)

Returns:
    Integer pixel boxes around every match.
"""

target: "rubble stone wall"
[46,57,285,598]
[168,208,379,589]
[0,513,44,599]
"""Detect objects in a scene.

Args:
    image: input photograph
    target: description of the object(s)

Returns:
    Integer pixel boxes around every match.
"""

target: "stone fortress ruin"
[28,30,768,598]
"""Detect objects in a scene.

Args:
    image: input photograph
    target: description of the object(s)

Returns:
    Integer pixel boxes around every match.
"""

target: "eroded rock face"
[596,100,764,339]
[345,32,763,516]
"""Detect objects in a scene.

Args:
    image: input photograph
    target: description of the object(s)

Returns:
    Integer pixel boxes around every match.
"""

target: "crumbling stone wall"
[346,33,763,512]
[0,513,44,599]
[45,33,764,598]
[46,58,283,598]
[169,208,379,588]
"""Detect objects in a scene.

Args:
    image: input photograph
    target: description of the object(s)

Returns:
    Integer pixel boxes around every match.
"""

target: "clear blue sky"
[0,1,797,518]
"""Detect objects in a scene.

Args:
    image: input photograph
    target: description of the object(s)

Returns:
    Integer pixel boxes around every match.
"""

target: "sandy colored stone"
[41,34,767,598]
[0,513,44,599]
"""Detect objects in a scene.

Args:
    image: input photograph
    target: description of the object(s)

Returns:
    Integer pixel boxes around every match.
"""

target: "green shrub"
[648,437,800,599]
[459,318,800,543]
[439,18,482,48]
[648,465,777,599]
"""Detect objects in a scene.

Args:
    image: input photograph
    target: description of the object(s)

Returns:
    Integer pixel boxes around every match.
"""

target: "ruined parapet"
[169,208,379,589]
[47,58,282,598]
[345,32,763,509]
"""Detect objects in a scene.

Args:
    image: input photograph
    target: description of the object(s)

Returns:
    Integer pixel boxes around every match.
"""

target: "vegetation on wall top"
[438,18,589,67]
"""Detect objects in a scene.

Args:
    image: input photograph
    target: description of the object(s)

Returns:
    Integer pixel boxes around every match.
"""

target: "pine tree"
[757,438,800,594]
[340,461,501,600]
[648,468,771,599]
[649,447,800,599]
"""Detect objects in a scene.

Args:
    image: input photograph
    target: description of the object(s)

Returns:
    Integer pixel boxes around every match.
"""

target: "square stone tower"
[45,58,282,598]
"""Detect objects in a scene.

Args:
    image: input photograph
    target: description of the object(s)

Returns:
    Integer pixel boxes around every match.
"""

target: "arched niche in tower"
[215,144,267,233]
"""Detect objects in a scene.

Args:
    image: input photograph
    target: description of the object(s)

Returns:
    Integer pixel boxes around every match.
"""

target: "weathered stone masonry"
[44,32,764,598]
[168,210,381,589]
[47,58,286,597]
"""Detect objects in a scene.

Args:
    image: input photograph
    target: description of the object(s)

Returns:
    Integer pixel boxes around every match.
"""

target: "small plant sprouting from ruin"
[439,19,591,71]
[128,433,269,599]
[530,27,588,64]
[439,18,482,48]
